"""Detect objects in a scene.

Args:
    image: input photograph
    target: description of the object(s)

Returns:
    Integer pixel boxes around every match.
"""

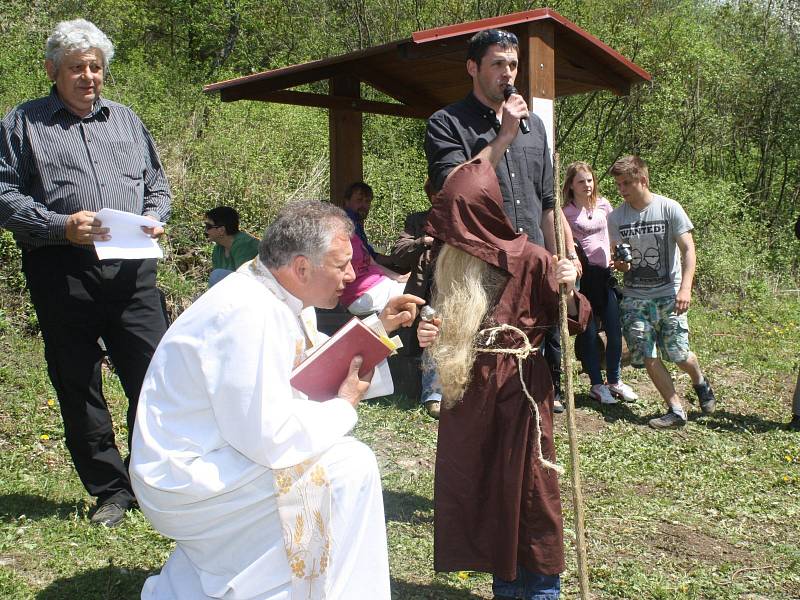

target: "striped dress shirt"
[0,87,171,250]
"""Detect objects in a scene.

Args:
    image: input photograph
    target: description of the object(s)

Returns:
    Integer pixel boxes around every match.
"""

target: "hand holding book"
[290,316,397,401]
[337,355,374,407]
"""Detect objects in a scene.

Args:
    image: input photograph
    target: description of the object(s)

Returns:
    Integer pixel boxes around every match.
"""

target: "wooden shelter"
[203,7,651,202]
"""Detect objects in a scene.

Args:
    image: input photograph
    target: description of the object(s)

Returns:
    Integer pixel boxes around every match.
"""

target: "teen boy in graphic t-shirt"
[607,155,717,429]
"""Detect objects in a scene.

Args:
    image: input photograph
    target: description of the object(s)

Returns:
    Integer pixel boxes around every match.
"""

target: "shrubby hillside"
[1,0,799,322]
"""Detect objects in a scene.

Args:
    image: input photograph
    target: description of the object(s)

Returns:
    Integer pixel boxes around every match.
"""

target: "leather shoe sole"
[90,502,126,528]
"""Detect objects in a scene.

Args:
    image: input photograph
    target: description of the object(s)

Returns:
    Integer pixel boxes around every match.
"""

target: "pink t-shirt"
[340,234,386,307]
[563,197,613,268]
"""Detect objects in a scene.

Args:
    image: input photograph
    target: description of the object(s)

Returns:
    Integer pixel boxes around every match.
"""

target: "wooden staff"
[553,152,592,598]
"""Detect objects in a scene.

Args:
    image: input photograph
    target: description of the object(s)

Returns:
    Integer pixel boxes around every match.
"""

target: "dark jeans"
[493,568,560,599]
[22,246,167,506]
[576,286,622,385]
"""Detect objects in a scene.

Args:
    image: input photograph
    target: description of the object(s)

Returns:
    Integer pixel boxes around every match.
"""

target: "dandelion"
[47,399,55,407]
[457,571,470,580]
[786,455,793,463]
[40,434,49,440]
[784,475,790,482]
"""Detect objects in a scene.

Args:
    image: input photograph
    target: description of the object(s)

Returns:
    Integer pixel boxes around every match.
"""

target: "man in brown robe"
[418,160,590,599]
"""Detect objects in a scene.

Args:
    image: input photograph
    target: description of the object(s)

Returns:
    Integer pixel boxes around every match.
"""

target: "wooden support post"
[519,21,555,153]
[329,75,363,205]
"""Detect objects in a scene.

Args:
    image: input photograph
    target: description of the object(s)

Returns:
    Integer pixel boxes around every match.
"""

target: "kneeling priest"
[131,200,421,600]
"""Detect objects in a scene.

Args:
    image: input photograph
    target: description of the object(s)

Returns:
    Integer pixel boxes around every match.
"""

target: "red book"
[290,317,395,401]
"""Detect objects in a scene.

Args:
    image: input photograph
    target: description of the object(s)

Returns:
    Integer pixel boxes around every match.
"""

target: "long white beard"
[428,245,506,408]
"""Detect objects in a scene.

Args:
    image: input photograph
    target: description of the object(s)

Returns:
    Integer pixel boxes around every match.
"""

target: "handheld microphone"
[503,85,530,135]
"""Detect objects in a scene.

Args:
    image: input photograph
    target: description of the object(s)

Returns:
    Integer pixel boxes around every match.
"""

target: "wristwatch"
[567,252,578,260]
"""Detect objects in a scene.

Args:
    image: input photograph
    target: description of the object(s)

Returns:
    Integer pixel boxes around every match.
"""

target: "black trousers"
[543,324,562,397]
[22,246,167,506]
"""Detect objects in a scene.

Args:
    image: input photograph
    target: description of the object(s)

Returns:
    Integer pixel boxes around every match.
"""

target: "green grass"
[1,294,799,599]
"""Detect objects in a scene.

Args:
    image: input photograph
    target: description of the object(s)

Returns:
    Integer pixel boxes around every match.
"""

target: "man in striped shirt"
[0,19,171,527]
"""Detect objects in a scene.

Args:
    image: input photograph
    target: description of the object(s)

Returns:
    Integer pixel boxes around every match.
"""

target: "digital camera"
[613,243,633,263]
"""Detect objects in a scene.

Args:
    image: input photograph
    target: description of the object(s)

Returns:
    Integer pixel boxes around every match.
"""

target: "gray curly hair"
[46,19,115,71]
[260,201,354,268]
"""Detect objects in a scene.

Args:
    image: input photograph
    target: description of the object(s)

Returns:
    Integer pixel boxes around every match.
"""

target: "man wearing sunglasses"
[203,206,260,286]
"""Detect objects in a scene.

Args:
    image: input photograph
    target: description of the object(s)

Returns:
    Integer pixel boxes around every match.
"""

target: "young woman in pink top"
[562,161,637,404]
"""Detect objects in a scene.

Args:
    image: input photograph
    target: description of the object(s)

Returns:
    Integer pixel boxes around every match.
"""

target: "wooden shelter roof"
[203,8,651,118]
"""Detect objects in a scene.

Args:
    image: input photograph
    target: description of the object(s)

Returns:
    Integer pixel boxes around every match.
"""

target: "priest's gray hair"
[46,19,115,71]
[260,200,354,268]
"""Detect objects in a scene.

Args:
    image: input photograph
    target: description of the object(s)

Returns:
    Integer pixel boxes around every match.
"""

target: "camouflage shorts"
[619,295,690,368]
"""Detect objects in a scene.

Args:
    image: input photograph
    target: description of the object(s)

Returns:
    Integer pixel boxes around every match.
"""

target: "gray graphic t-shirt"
[607,194,693,299]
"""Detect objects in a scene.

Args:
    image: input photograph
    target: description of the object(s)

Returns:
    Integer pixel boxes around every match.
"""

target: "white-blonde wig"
[428,244,506,408]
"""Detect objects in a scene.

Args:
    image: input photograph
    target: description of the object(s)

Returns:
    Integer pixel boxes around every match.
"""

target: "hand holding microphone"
[503,85,530,135]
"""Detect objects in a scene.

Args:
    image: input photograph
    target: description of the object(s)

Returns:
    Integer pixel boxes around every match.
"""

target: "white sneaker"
[608,381,638,402]
[589,384,617,404]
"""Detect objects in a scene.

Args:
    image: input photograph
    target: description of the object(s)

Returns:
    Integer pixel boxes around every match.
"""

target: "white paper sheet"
[93,208,165,260]
[363,359,394,400]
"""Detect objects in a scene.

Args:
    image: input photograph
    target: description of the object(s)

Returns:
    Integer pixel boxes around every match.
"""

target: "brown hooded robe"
[426,160,590,579]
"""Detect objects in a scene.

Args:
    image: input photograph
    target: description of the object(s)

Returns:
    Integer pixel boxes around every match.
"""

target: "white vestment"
[130,260,391,600]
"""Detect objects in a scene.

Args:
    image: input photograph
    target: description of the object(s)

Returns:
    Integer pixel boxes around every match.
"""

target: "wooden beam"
[227,88,435,119]
[351,62,443,108]
[218,67,339,101]
[556,42,631,95]
[329,76,362,206]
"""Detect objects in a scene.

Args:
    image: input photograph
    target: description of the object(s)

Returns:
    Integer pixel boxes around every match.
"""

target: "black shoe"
[553,393,565,414]
[788,415,800,432]
[693,380,716,414]
[90,501,126,528]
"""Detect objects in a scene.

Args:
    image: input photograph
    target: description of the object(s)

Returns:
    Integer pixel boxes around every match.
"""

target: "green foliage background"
[1,0,799,320]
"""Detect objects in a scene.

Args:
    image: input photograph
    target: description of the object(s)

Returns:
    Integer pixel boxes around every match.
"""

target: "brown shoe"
[424,400,441,419]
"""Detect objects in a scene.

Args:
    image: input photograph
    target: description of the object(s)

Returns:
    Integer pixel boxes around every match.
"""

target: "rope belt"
[475,324,564,474]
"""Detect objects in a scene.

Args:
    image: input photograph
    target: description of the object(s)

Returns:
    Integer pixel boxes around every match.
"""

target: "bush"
[654,172,772,300]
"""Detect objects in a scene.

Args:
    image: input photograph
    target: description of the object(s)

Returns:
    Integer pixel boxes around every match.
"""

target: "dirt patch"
[649,520,754,564]
[0,554,19,568]
[554,407,608,434]
[365,421,437,477]
[389,455,436,474]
